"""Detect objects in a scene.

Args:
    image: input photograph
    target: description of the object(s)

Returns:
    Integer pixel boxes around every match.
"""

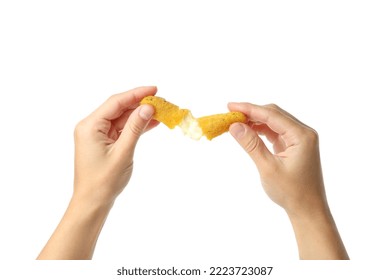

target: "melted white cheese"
[178,113,203,140]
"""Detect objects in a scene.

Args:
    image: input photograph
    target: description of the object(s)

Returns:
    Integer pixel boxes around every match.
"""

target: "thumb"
[115,104,154,157]
[229,123,273,169]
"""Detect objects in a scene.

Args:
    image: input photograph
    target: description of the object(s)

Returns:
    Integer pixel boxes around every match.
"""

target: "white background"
[1,0,389,278]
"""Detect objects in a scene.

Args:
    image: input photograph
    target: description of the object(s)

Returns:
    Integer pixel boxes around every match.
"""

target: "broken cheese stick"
[198,112,247,140]
[140,96,189,129]
[140,96,247,140]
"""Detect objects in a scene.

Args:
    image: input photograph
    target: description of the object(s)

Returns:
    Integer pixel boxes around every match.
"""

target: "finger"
[144,119,160,133]
[115,104,155,157]
[228,102,302,147]
[111,109,134,132]
[111,109,160,134]
[251,123,280,145]
[229,123,273,169]
[93,86,157,121]
[263,104,312,129]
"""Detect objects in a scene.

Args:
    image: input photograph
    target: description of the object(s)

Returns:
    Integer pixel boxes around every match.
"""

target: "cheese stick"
[141,96,247,140]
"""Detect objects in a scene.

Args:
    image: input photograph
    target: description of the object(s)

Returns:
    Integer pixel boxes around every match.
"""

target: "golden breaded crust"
[141,96,189,129]
[198,112,247,140]
[141,96,247,140]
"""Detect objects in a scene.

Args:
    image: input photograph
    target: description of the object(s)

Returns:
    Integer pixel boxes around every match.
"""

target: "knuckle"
[74,119,88,138]
[245,136,261,155]
[303,128,319,145]
[128,120,144,137]
[108,93,119,101]
[265,103,280,110]
[74,118,103,140]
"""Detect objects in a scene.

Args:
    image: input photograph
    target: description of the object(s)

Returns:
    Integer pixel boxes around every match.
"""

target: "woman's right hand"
[229,102,348,259]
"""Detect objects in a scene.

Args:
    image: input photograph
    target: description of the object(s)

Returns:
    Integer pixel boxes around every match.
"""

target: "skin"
[37,86,158,260]
[37,89,348,260]
[228,102,349,260]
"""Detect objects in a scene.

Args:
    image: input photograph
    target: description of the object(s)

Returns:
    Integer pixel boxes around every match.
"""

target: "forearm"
[287,207,349,260]
[37,196,112,260]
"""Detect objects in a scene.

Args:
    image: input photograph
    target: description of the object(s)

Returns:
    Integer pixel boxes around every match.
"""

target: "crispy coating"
[198,112,247,140]
[140,96,247,140]
[141,96,189,129]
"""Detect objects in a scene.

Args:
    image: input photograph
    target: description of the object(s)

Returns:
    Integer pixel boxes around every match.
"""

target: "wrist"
[37,193,114,259]
[286,200,331,223]
[69,193,114,219]
[72,180,119,210]
[286,204,349,260]
[286,204,334,232]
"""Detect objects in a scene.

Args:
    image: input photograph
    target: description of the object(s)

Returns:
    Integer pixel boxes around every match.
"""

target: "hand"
[37,86,158,259]
[228,103,326,216]
[73,86,159,207]
[229,102,348,259]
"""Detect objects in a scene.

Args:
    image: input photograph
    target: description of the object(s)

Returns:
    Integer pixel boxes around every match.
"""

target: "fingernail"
[230,123,246,139]
[139,105,154,120]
